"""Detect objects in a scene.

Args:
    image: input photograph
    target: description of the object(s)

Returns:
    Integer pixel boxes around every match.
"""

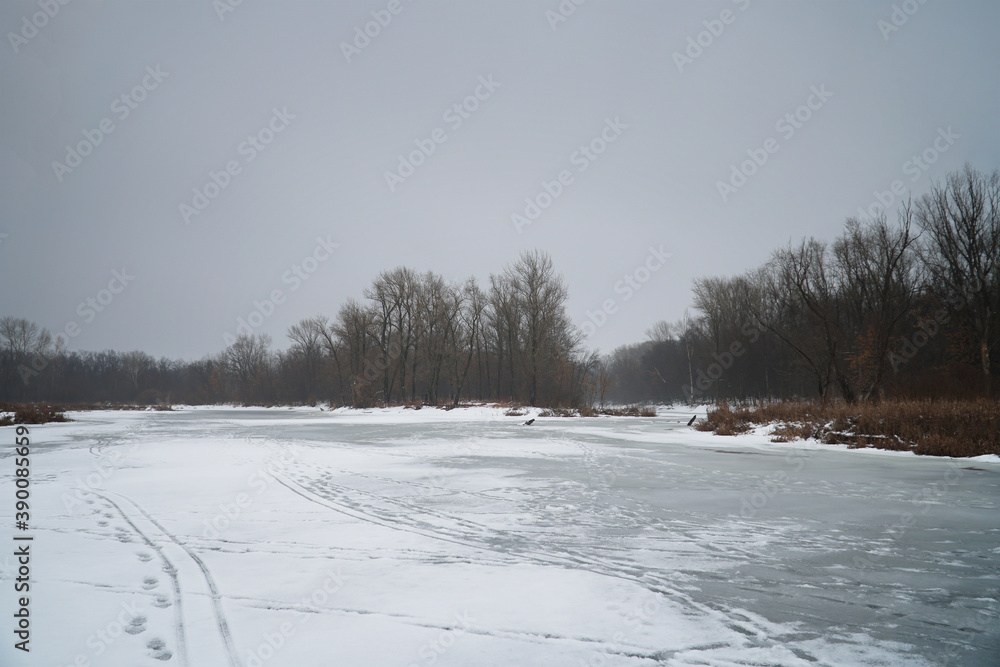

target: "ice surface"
[1,406,997,666]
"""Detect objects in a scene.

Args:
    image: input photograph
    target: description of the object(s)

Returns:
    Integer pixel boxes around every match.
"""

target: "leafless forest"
[2,166,998,408]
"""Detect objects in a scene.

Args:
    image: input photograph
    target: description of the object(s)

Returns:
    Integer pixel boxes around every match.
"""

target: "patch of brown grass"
[769,423,814,443]
[695,402,751,435]
[698,399,1000,457]
[0,404,71,425]
[598,405,655,417]
[1,401,152,413]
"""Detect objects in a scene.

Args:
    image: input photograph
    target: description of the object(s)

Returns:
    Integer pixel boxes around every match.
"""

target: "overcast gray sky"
[1,0,998,360]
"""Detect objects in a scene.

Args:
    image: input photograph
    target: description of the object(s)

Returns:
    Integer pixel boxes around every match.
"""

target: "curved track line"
[91,491,189,667]
[275,462,833,663]
[274,474,495,555]
[107,492,242,667]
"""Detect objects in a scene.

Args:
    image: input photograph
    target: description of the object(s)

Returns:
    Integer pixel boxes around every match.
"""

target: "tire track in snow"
[255,418,828,660]
[107,492,242,667]
[274,471,820,662]
[83,420,240,666]
[270,418,853,664]
[224,590,692,660]
[273,474,511,556]
[90,491,189,667]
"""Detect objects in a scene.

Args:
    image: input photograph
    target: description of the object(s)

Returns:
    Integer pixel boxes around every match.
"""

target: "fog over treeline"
[2,165,998,407]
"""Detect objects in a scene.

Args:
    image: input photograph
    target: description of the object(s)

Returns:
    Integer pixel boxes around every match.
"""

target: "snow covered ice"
[2,406,998,666]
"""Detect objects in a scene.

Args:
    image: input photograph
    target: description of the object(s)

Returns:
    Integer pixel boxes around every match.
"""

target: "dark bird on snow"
[687,415,697,426]
[524,418,535,426]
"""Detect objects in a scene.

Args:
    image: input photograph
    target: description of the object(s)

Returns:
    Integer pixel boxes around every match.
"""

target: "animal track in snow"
[146,638,173,661]
[125,615,147,635]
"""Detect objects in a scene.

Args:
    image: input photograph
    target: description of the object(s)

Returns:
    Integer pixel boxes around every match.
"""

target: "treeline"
[605,165,1000,404]
[4,166,997,409]
[1,250,599,407]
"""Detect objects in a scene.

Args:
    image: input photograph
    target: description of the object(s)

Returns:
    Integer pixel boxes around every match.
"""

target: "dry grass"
[0,403,71,425]
[598,405,657,417]
[536,405,656,418]
[696,399,1000,457]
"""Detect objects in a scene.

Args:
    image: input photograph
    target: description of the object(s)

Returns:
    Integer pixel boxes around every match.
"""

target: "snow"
[2,406,997,666]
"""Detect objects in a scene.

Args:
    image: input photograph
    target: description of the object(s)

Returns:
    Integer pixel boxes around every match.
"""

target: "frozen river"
[2,406,998,666]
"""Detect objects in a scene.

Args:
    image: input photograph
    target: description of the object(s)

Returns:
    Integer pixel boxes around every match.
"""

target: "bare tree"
[446,278,484,406]
[0,317,53,357]
[755,241,843,399]
[459,278,487,403]
[122,350,155,391]
[693,277,740,360]
[596,358,611,408]
[916,165,1000,383]
[416,271,452,404]
[645,320,676,344]
[225,333,272,403]
[506,250,575,406]
[487,271,522,399]
[287,317,326,401]
[833,209,919,399]
[328,300,376,405]
[364,267,424,403]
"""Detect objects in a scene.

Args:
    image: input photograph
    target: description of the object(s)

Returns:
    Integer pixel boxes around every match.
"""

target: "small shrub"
[770,423,811,443]
[715,422,750,436]
[2,405,71,425]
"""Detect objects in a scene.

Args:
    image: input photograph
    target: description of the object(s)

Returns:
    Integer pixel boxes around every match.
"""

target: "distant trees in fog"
[3,166,997,408]
[0,250,593,408]
[603,165,1000,404]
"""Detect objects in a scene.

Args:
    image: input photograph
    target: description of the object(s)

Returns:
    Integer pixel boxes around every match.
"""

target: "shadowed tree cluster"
[603,165,1000,404]
[0,250,595,407]
[305,249,588,407]
[4,168,997,408]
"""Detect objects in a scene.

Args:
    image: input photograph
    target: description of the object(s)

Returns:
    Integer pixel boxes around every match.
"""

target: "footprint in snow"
[97,520,109,527]
[137,552,153,562]
[125,615,147,635]
[146,638,172,661]
[152,596,171,609]
[142,577,158,590]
